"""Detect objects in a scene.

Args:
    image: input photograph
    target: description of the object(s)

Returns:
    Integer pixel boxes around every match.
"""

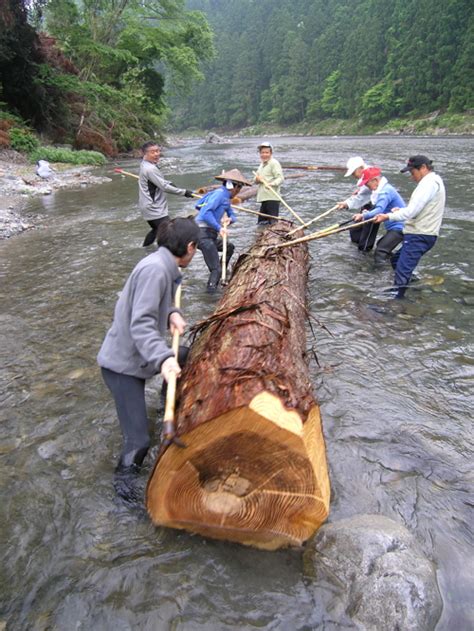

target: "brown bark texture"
[146,220,330,549]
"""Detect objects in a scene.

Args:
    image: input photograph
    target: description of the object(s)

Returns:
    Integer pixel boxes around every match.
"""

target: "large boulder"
[304,514,442,630]
[205,132,226,144]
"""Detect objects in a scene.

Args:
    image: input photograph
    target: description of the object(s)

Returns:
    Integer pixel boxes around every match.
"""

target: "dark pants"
[143,216,169,247]
[391,234,437,298]
[101,344,189,468]
[258,200,280,224]
[349,221,380,251]
[198,227,235,288]
[374,230,404,266]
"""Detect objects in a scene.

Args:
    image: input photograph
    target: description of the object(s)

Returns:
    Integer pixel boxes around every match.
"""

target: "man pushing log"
[97,218,200,503]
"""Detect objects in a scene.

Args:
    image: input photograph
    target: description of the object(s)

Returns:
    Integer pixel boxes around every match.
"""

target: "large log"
[146,221,330,550]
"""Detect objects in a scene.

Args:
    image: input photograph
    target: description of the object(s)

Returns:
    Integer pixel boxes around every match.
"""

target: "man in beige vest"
[374,155,446,298]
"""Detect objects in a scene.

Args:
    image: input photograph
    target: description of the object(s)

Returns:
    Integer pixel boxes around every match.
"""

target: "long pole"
[286,205,339,236]
[221,228,228,285]
[282,165,346,172]
[113,168,278,221]
[271,218,376,249]
[253,171,305,225]
[162,281,183,448]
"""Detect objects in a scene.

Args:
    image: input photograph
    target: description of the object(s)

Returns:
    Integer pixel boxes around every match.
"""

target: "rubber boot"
[206,269,221,294]
[113,447,148,506]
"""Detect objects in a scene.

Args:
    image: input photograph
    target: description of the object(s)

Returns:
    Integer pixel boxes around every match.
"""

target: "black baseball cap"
[400,155,433,172]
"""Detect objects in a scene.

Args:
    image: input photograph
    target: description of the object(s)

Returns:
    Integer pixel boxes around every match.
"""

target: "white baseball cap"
[344,156,366,177]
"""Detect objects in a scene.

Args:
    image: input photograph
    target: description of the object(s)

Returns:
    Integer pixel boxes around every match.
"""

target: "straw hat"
[214,168,252,187]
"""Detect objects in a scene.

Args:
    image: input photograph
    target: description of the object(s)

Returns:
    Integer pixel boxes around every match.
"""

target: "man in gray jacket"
[97,217,199,494]
[139,141,194,246]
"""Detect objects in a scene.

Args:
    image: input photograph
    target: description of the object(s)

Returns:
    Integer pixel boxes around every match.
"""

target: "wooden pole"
[287,205,339,236]
[114,167,139,179]
[273,218,376,249]
[221,228,228,285]
[113,168,278,221]
[253,171,305,225]
[282,165,346,172]
[146,222,330,550]
[161,281,182,446]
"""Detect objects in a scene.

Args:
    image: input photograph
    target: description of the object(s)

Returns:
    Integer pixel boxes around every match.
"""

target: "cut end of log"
[146,392,330,550]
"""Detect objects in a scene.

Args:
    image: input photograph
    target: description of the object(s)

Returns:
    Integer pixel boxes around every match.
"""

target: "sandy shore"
[0,149,111,239]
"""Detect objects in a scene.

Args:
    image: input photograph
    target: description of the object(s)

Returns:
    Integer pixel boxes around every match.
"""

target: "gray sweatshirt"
[139,159,186,220]
[97,247,181,379]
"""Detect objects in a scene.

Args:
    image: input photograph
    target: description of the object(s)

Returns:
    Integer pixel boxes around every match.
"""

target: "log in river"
[146,221,330,550]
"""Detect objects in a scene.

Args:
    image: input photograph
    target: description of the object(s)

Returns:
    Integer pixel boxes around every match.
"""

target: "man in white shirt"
[374,155,446,298]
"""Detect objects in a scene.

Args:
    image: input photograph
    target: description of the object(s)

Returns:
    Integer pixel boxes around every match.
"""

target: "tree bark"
[146,221,330,550]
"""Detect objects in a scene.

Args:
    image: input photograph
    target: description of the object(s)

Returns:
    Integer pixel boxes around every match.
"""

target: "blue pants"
[391,234,437,298]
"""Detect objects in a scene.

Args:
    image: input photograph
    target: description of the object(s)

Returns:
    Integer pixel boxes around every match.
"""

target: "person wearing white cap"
[336,155,380,251]
[253,142,284,225]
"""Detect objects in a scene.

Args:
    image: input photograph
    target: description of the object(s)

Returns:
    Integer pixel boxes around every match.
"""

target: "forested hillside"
[1,0,473,149]
[0,0,213,154]
[173,0,474,130]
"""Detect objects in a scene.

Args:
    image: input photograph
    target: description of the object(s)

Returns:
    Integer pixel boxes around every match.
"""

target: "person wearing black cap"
[374,155,446,298]
[254,142,284,225]
[195,168,252,293]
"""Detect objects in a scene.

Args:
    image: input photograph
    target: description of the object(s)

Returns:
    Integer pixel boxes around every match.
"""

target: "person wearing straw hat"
[253,141,284,225]
[373,155,446,298]
[139,141,194,247]
[97,217,200,501]
[336,155,380,251]
[352,167,405,266]
[195,168,252,293]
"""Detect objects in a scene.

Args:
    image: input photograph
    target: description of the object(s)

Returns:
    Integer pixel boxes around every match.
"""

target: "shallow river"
[1,136,473,630]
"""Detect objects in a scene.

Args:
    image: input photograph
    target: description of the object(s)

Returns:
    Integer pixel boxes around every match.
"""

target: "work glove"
[184,189,194,198]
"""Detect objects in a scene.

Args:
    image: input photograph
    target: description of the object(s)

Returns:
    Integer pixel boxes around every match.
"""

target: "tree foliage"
[173,0,474,129]
[0,0,214,152]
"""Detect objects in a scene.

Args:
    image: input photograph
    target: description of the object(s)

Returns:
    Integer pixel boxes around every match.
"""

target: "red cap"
[359,167,382,187]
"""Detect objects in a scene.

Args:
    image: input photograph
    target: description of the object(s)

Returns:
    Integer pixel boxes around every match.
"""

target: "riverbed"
[1,136,472,629]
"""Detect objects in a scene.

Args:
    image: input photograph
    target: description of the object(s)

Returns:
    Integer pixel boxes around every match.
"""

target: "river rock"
[304,514,442,631]
[205,131,226,144]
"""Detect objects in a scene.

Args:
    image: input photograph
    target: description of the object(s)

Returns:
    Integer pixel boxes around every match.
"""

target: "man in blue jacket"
[352,167,405,265]
[97,217,200,498]
[195,168,252,293]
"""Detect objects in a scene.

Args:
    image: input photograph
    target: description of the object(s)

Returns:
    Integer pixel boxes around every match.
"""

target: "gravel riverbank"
[0,149,111,239]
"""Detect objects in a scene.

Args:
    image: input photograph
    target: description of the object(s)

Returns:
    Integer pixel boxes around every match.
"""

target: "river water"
[1,136,472,630]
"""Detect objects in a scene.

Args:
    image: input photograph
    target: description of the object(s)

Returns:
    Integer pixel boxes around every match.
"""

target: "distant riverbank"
[177,110,474,140]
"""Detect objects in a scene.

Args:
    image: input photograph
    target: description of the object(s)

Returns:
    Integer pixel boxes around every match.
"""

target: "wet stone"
[304,514,442,631]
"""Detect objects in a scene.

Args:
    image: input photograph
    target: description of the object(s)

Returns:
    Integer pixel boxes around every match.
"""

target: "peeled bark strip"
[146,221,330,549]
